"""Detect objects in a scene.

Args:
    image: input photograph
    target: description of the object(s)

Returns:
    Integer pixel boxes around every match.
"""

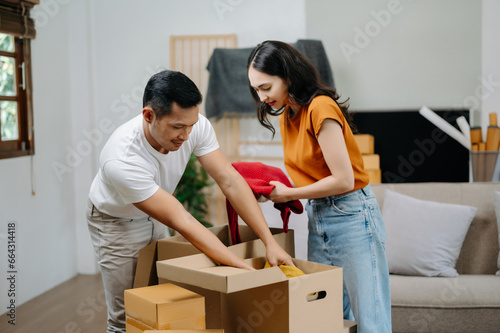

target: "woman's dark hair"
[247,40,355,136]
[143,70,202,118]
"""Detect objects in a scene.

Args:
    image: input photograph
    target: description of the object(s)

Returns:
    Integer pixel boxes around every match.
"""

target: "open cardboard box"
[157,249,343,333]
[134,225,294,288]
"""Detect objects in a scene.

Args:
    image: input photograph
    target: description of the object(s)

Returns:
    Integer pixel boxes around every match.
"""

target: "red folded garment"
[226,162,304,244]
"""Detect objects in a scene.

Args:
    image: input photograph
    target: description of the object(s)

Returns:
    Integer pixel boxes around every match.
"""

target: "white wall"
[305,0,482,123]
[0,0,307,311]
[0,0,77,311]
[87,0,306,133]
[482,0,500,130]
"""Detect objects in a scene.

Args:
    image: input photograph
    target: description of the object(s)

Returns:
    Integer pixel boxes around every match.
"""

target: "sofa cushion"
[391,307,500,333]
[372,182,500,275]
[382,189,477,277]
[390,274,500,308]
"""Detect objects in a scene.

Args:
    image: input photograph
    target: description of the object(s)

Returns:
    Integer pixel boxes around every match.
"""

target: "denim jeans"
[307,185,392,333]
[86,199,167,333]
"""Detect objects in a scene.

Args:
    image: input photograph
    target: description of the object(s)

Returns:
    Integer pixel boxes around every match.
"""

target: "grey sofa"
[371,182,500,333]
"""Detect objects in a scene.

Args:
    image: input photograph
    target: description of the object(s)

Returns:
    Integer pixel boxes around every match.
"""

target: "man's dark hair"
[143,70,202,118]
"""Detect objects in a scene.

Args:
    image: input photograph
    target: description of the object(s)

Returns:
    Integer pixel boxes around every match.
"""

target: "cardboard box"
[157,225,294,260]
[361,154,380,170]
[125,283,205,332]
[134,225,294,288]
[157,235,295,330]
[366,168,382,184]
[134,241,159,288]
[354,134,375,154]
[157,252,343,333]
[343,319,357,332]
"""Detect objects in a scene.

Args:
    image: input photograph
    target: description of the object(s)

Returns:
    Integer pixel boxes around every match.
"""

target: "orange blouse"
[279,95,369,192]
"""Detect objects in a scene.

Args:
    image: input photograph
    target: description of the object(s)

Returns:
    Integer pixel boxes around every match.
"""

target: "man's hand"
[133,188,257,271]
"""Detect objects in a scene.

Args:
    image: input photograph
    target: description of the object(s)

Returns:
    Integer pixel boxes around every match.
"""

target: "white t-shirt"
[89,113,219,218]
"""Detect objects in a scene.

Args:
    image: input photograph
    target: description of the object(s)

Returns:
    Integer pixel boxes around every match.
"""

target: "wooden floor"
[0,274,108,333]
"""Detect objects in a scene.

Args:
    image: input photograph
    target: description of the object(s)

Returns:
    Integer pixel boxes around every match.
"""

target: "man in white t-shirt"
[87,70,293,333]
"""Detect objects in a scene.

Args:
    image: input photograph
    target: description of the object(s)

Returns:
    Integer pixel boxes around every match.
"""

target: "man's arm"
[197,149,294,266]
[133,188,254,270]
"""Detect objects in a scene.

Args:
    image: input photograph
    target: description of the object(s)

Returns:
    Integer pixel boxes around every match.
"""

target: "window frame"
[0,35,34,159]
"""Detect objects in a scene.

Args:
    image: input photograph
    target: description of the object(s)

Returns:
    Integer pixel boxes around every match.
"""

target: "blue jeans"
[307,185,392,333]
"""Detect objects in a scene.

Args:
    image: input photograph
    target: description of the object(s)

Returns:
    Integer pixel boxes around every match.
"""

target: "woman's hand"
[267,180,295,203]
[265,240,295,267]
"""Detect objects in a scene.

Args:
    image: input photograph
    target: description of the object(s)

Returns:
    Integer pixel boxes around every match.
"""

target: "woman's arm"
[197,149,294,266]
[268,119,354,203]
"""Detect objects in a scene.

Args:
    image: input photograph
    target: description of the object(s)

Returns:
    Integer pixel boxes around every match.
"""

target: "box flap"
[136,225,294,289]
[166,225,229,246]
[157,225,228,261]
[157,255,288,293]
[133,241,158,288]
[228,232,294,259]
[157,255,231,292]
[158,225,292,260]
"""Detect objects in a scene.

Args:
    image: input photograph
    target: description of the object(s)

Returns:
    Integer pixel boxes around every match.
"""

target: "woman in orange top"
[247,40,391,333]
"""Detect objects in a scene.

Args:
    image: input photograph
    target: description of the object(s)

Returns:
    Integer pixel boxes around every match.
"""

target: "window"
[0,33,33,158]
[0,0,36,159]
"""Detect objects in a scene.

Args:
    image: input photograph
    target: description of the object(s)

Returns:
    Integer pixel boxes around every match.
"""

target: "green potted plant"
[173,153,214,235]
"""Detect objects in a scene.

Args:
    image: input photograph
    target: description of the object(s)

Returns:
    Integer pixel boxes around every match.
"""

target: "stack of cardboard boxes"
[125,225,357,332]
[125,284,206,332]
[354,133,382,184]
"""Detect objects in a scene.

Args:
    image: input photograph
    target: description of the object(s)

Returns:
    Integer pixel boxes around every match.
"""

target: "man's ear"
[142,107,154,123]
